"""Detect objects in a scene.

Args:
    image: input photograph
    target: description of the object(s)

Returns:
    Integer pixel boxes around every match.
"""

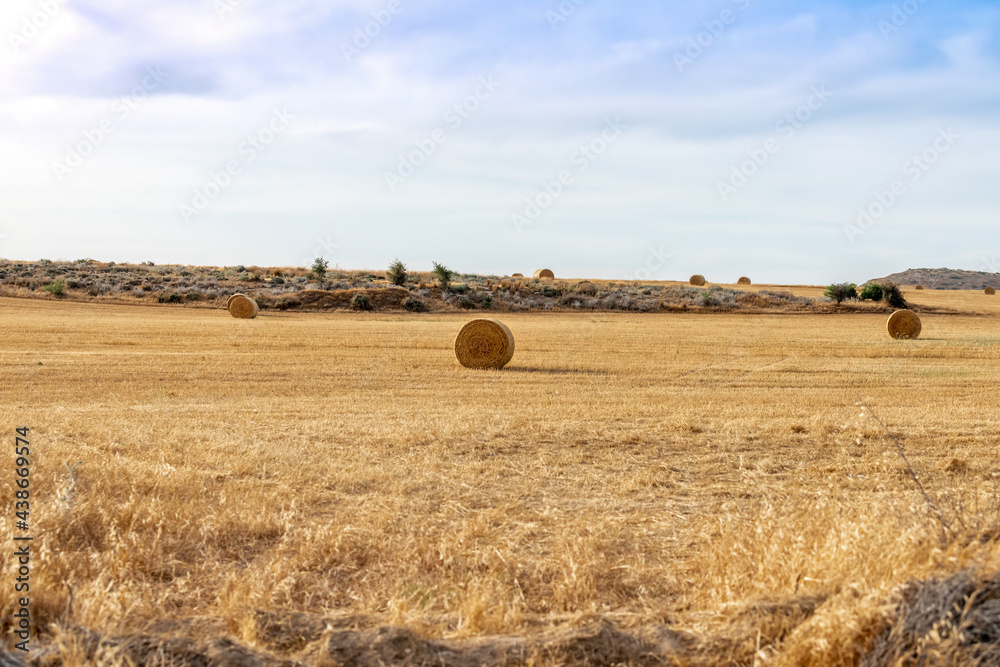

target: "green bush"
[43,279,65,296]
[387,259,407,286]
[157,292,182,303]
[311,258,329,282]
[881,281,908,308]
[859,283,883,301]
[350,293,371,311]
[404,297,426,312]
[432,262,455,290]
[824,283,858,304]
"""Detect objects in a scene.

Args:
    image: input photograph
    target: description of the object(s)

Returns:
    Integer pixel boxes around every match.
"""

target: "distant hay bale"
[511,273,523,278]
[737,277,751,285]
[533,269,555,280]
[574,281,597,295]
[454,319,515,370]
[986,287,996,295]
[887,309,921,340]
[915,285,924,290]
[228,294,259,319]
[689,275,706,286]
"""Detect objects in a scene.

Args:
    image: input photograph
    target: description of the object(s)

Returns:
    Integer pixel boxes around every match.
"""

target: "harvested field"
[3,297,1000,664]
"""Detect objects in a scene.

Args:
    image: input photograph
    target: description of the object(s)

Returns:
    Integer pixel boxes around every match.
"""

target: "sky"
[1,0,998,284]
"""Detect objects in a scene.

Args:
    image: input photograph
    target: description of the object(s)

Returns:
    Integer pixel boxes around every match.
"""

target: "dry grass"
[3,297,1000,664]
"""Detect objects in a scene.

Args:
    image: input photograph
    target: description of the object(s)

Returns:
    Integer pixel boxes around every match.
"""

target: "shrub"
[404,297,426,312]
[458,297,476,309]
[859,283,884,301]
[157,292,182,303]
[432,262,455,290]
[881,281,908,308]
[350,293,371,311]
[238,272,251,282]
[311,258,329,282]
[43,279,65,296]
[701,290,717,307]
[270,277,285,285]
[481,295,493,310]
[824,283,857,304]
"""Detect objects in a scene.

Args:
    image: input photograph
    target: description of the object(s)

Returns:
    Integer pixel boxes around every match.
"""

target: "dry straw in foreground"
[737,276,751,285]
[887,309,922,339]
[690,275,706,286]
[227,294,259,319]
[454,319,515,369]
[533,269,555,280]
[987,287,996,295]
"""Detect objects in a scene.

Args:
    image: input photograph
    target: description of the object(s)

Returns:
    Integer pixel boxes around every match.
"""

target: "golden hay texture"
[915,285,925,290]
[987,287,996,295]
[227,294,259,319]
[9,299,1000,664]
[533,269,555,280]
[574,281,597,295]
[511,273,523,278]
[887,309,922,339]
[454,318,515,369]
[737,277,751,285]
[690,275,706,286]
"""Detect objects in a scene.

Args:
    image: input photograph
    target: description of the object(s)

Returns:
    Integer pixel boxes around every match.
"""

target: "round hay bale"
[455,319,514,370]
[228,294,259,319]
[737,276,751,285]
[915,285,924,290]
[574,281,597,295]
[689,275,706,286]
[511,273,523,278]
[887,309,921,340]
[986,287,996,295]
[533,269,555,280]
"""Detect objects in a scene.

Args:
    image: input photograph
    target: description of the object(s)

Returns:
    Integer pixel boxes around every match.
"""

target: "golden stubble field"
[2,294,1000,665]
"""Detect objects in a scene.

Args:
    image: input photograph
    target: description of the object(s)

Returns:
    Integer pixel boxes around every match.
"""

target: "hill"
[871,267,1000,290]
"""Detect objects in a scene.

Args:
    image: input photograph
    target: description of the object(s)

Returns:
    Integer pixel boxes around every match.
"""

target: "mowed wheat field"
[3,294,1000,665]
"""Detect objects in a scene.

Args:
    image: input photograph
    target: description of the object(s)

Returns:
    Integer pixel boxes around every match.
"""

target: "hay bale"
[915,285,924,290]
[511,273,523,278]
[887,309,921,340]
[986,287,996,295]
[574,281,597,295]
[454,319,514,369]
[228,294,259,319]
[689,275,706,286]
[737,277,751,285]
[533,269,555,280]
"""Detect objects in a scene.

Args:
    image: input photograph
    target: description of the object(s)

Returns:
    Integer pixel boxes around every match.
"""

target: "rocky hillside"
[872,268,1000,290]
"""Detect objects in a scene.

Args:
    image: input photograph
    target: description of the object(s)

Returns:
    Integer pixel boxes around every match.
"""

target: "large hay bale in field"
[455,319,515,370]
[533,269,555,280]
[887,309,921,340]
[737,276,751,285]
[228,294,259,319]
[986,287,996,295]
[511,273,523,278]
[574,281,597,295]
[689,275,706,286]
[915,285,924,290]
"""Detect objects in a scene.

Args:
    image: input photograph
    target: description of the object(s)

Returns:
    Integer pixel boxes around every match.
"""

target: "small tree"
[824,282,857,304]
[387,259,407,286]
[859,283,884,301]
[311,257,329,283]
[880,281,907,308]
[43,279,65,297]
[432,262,455,290]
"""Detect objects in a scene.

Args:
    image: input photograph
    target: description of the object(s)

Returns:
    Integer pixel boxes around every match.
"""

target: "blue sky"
[1,0,998,283]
